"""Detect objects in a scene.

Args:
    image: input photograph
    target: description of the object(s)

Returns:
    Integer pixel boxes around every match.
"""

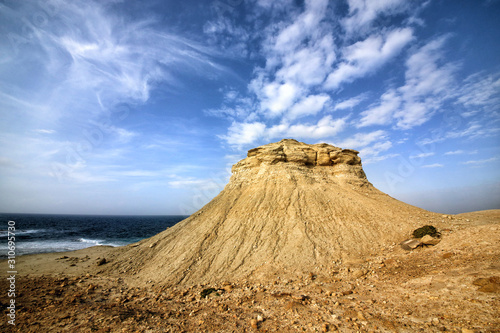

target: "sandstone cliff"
[101,139,444,286]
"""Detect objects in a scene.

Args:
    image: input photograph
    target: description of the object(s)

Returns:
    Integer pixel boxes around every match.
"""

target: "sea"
[0,213,187,259]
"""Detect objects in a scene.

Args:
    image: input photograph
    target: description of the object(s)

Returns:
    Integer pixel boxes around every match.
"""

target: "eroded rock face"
[232,139,367,184]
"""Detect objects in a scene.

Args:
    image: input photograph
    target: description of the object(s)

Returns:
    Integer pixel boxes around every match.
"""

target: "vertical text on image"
[6,220,17,325]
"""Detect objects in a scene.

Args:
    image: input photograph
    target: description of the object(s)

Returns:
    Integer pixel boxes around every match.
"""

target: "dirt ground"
[1,210,499,332]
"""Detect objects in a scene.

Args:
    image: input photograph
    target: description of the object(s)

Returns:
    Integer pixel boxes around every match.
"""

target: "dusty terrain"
[1,140,498,331]
[1,210,499,332]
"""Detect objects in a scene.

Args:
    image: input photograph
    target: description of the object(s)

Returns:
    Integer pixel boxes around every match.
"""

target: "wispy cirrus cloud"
[462,157,499,165]
[0,0,229,185]
[358,36,459,129]
[341,0,411,36]
[422,163,444,168]
[324,27,414,90]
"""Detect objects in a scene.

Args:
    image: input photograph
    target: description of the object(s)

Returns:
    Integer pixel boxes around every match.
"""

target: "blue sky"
[0,0,499,215]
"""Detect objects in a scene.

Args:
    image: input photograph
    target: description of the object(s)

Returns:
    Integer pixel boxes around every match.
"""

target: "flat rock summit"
[101,139,445,286]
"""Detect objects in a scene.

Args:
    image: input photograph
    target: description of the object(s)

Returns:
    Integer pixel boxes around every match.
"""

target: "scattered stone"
[421,235,440,246]
[250,318,259,329]
[96,258,107,266]
[321,323,329,332]
[285,301,304,311]
[400,239,421,251]
[200,288,221,298]
[472,276,500,293]
[222,284,233,292]
[442,252,453,259]
[351,269,368,279]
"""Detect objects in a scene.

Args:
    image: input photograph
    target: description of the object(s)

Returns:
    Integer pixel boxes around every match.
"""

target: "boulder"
[421,235,440,245]
[400,239,421,251]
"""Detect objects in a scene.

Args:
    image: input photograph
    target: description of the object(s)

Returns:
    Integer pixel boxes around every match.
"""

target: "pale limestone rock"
[421,234,441,245]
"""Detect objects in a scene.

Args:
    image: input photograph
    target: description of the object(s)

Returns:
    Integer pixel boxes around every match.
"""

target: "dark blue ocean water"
[0,213,187,258]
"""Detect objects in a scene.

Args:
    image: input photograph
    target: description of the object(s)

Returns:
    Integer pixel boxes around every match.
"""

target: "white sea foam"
[11,239,127,257]
[0,229,47,236]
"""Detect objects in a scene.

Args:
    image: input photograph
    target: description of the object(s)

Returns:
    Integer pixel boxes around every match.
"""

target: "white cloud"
[34,129,56,134]
[462,157,499,165]
[168,178,217,189]
[357,36,460,130]
[260,82,302,117]
[422,163,444,168]
[362,152,398,164]
[417,121,498,146]
[272,0,329,53]
[3,0,227,126]
[455,71,500,117]
[336,130,388,149]
[272,116,346,139]
[275,35,336,86]
[444,150,465,155]
[400,37,457,98]
[324,28,414,89]
[359,140,393,156]
[287,94,331,120]
[222,115,347,147]
[395,37,458,129]
[221,122,267,146]
[334,94,368,110]
[357,89,401,127]
[410,152,435,159]
[342,0,409,36]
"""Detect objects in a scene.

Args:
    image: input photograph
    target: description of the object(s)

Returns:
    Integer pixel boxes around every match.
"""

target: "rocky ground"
[1,211,499,332]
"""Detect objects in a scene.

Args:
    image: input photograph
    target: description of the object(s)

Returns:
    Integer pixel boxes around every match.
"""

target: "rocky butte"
[101,139,445,286]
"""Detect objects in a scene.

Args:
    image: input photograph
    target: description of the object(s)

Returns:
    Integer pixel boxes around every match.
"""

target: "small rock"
[442,252,453,259]
[222,284,233,292]
[351,269,368,279]
[96,258,107,266]
[321,323,329,332]
[421,235,440,246]
[400,239,421,251]
[250,318,259,329]
[256,315,264,322]
[357,311,366,321]
[292,294,307,301]
[473,276,500,293]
